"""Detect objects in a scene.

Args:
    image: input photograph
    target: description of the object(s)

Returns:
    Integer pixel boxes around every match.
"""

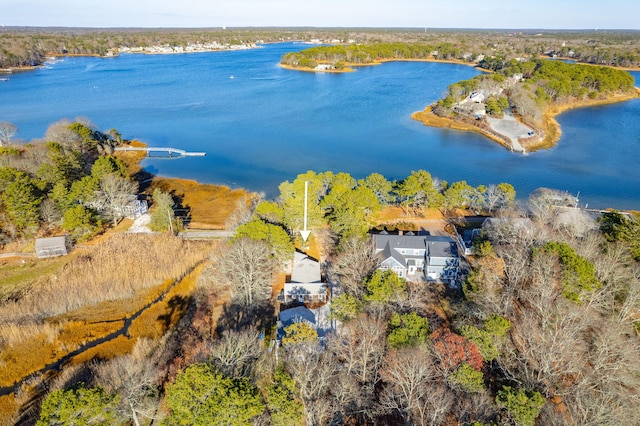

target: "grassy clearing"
[148,177,252,229]
[295,231,322,260]
[0,256,73,301]
[374,206,445,222]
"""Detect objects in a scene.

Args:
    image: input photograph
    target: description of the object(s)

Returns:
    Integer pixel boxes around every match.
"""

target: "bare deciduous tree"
[39,198,62,230]
[331,316,386,393]
[210,237,275,311]
[328,236,378,297]
[0,121,17,146]
[379,346,451,426]
[44,119,83,150]
[284,345,338,426]
[206,327,262,378]
[94,339,160,426]
[91,174,138,225]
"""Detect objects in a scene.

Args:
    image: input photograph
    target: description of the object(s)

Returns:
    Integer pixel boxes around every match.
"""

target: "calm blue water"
[1,43,639,209]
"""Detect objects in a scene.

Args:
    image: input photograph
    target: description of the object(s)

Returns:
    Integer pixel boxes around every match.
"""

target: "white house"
[372,232,459,282]
[282,251,328,304]
[469,91,485,103]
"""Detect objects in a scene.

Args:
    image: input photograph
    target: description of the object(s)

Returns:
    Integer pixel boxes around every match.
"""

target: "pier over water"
[114,146,206,158]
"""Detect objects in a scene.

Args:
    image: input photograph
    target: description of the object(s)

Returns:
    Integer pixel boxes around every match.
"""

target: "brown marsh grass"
[0,233,213,395]
[149,177,252,229]
[0,320,124,388]
[0,394,17,426]
[128,265,202,339]
[0,233,211,323]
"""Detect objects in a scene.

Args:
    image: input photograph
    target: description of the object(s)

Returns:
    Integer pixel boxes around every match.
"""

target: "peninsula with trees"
[280,42,640,152]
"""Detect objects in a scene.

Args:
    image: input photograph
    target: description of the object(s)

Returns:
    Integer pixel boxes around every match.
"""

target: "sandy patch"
[128,213,153,233]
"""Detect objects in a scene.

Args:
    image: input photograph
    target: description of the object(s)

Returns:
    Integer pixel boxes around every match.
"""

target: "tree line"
[244,170,515,248]
[34,184,640,425]
[280,34,640,70]
[3,28,640,70]
[434,56,636,124]
[0,119,178,245]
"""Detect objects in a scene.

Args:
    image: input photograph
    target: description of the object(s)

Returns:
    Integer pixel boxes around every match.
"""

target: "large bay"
[1,42,639,209]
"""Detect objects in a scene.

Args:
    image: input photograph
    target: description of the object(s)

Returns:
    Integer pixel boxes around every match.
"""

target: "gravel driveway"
[486,113,533,152]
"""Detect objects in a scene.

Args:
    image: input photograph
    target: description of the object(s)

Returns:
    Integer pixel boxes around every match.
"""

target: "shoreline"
[0,45,261,74]
[113,140,252,230]
[280,56,480,74]
[278,62,356,73]
[412,88,640,152]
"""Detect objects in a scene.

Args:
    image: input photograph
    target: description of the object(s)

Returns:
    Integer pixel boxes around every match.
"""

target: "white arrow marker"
[300,180,311,242]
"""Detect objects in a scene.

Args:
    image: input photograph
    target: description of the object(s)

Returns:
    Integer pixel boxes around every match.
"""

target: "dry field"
[0,233,214,424]
[148,177,253,229]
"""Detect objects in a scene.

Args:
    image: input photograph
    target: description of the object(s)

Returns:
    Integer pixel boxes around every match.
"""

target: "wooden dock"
[114,146,206,158]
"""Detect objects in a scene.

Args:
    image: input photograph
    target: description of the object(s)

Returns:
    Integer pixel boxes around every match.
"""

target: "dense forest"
[2,27,640,69]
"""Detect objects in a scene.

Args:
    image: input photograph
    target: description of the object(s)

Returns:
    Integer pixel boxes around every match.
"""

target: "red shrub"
[430,328,483,371]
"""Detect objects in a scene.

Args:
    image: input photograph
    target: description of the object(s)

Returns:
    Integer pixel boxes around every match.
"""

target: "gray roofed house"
[277,304,333,341]
[372,232,459,282]
[283,251,328,304]
[424,236,459,282]
[35,236,68,258]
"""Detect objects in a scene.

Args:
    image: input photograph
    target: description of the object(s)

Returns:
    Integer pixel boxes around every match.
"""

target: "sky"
[1,0,639,30]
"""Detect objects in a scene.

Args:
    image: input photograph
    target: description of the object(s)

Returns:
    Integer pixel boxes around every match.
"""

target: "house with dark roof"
[372,231,459,283]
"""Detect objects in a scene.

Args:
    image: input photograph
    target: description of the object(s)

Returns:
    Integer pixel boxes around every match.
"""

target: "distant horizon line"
[2,25,639,32]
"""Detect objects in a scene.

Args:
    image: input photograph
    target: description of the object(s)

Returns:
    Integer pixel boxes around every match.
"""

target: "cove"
[0,42,638,210]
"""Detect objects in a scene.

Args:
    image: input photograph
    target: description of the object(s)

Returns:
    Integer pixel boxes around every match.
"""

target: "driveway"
[486,113,532,153]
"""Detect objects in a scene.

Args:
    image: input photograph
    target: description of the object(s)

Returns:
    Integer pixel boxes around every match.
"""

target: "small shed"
[35,236,68,258]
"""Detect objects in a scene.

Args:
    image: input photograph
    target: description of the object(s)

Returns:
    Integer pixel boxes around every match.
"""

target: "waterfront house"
[372,231,459,283]
[282,251,328,304]
[469,91,485,103]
